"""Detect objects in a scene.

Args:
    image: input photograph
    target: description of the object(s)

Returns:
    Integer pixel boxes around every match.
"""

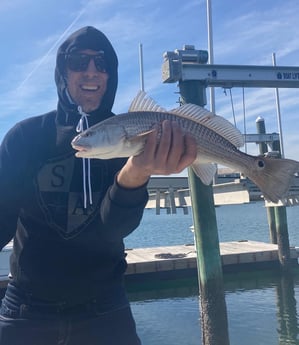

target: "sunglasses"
[65,52,107,73]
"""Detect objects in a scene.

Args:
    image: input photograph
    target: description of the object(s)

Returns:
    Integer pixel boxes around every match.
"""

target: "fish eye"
[257,159,265,168]
[83,131,92,137]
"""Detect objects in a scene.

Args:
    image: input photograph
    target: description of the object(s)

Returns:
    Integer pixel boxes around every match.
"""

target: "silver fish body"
[72,91,299,203]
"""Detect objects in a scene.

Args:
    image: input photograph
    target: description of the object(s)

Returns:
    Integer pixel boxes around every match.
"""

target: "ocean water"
[125,201,299,249]
[124,202,299,345]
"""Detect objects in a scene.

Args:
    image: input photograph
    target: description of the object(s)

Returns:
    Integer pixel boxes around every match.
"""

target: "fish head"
[71,124,144,159]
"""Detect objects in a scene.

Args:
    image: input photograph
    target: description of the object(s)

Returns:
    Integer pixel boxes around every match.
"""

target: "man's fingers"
[154,120,172,163]
[176,133,197,172]
[162,121,184,172]
[142,126,158,159]
[131,120,197,176]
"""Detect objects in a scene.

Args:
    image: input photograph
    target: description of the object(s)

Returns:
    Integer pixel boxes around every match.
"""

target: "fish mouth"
[71,143,90,152]
[72,144,93,158]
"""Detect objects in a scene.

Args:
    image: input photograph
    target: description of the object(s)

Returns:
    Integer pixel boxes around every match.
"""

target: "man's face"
[66,49,109,113]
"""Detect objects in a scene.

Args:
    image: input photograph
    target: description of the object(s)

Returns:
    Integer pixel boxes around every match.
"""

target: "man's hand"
[117,120,197,188]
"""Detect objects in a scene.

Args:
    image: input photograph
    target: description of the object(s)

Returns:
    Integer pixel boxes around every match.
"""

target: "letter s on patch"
[51,165,65,187]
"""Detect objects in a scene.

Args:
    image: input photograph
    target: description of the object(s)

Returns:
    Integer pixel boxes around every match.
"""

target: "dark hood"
[55,26,118,125]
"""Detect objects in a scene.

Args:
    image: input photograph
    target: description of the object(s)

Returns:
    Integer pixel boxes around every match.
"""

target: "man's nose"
[85,58,98,74]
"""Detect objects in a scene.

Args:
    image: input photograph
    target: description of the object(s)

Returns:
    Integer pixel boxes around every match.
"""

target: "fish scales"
[71,91,299,203]
[116,110,254,172]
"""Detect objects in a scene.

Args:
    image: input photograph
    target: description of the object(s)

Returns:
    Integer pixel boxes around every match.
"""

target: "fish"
[71,91,299,203]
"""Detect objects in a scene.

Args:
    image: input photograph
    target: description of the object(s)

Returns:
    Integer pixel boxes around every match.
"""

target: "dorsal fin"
[129,91,167,113]
[129,91,244,148]
[170,103,244,148]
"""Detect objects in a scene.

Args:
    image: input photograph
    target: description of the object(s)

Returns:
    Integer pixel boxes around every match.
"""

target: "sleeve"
[0,124,27,250]
[100,175,149,239]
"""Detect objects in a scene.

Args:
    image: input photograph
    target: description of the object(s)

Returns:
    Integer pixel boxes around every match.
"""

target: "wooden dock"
[0,240,298,288]
[125,240,299,282]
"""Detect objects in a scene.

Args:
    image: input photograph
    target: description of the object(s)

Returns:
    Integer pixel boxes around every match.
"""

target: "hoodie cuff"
[109,176,149,207]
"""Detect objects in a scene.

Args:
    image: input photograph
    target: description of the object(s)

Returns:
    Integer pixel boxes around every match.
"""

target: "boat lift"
[162,45,299,149]
[162,45,299,88]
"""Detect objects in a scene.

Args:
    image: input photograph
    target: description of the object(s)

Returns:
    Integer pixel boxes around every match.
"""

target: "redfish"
[71,91,299,203]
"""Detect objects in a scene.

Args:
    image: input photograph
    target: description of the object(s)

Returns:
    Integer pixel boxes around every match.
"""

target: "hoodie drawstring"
[77,106,93,209]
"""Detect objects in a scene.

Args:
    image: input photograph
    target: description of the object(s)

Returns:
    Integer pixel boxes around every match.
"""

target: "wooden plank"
[0,241,298,288]
[220,241,278,265]
[126,244,198,275]
[125,241,298,276]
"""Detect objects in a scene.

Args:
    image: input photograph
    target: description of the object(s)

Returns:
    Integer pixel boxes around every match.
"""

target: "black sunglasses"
[65,52,107,73]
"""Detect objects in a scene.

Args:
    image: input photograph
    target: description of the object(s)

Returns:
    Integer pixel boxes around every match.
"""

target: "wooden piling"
[178,190,189,215]
[256,118,291,269]
[169,187,176,214]
[155,189,161,215]
[266,207,278,244]
[179,80,230,345]
[255,117,277,244]
[275,207,292,271]
[271,140,291,270]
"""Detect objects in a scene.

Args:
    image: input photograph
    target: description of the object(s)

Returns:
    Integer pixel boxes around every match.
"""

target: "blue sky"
[1,0,299,161]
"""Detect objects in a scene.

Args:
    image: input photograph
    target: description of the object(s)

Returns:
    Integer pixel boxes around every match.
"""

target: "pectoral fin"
[191,158,217,185]
[127,129,156,143]
[136,129,156,137]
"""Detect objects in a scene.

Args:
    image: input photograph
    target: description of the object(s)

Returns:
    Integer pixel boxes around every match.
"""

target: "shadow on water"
[127,268,299,345]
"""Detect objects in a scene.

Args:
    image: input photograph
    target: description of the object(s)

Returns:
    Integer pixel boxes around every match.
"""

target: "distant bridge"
[147,175,299,214]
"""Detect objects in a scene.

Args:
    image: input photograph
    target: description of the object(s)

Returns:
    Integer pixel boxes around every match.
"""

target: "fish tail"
[246,157,299,203]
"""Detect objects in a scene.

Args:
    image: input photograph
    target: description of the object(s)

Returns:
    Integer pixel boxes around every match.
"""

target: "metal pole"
[179,80,230,345]
[207,0,215,114]
[272,53,285,158]
[206,0,218,185]
[255,117,277,243]
[139,43,145,91]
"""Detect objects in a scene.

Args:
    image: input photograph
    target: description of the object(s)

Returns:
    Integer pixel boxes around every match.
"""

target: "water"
[124,202,299,345]
[125,201,299,248]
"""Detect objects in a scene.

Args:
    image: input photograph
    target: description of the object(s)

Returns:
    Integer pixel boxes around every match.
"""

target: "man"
[0,26,197,344]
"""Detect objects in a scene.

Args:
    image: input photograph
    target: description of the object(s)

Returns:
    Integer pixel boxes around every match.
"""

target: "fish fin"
[135,129,156,137]
[246,156,299,203]
[191,158,217,185]
[170,104,244,148]
[126,129,156,142]
[125,130,155,153]
[129,91,167,113]
[129,91,243,147]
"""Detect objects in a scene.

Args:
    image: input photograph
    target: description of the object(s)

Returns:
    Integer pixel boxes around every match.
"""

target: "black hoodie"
[0,26,148,304]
